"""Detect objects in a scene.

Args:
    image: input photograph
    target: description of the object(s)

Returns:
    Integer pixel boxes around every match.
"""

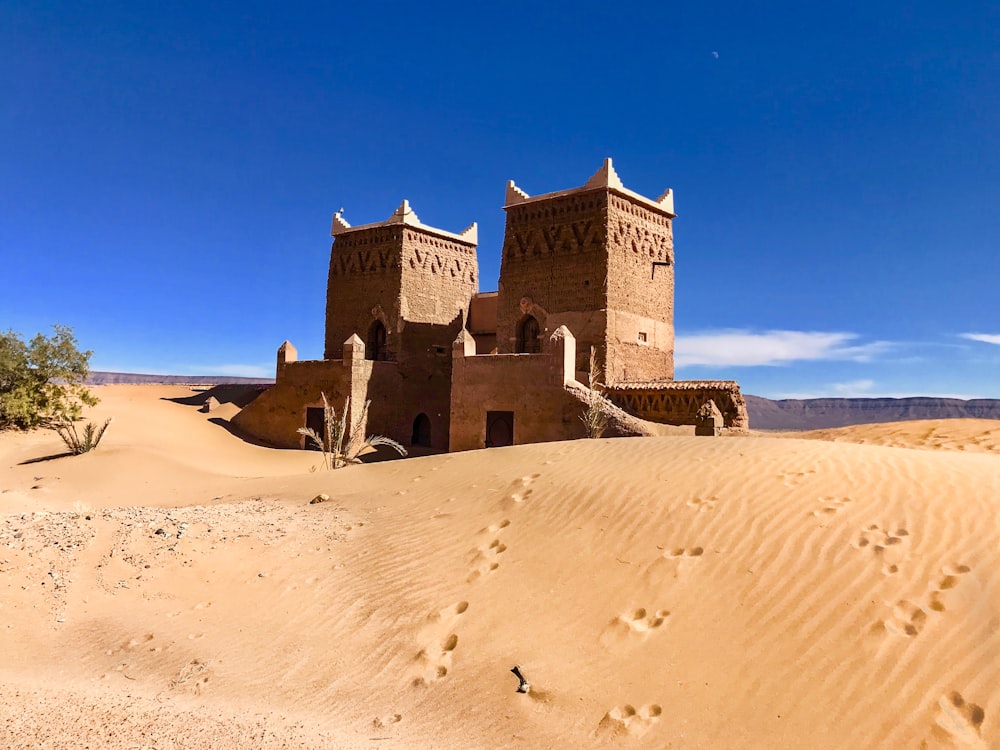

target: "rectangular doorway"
[304,407,326,450]
[485,411,514,448]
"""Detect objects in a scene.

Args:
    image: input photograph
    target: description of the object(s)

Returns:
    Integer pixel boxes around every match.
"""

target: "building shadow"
[162,384,271,409]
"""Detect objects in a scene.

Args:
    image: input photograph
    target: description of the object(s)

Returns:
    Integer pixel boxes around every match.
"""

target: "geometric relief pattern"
[505,218,602,261]
[409,245,477,283]
[329,245,398,276]
[606,382,749,430]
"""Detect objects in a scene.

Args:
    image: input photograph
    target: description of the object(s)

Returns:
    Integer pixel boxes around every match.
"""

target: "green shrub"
[0,325,97,429]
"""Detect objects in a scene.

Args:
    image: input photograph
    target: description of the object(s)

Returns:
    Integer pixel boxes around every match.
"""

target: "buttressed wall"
[497,158,676,384]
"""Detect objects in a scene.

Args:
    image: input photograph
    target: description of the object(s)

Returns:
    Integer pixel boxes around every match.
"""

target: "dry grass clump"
[297,392,406,469]
[581,346,609,439]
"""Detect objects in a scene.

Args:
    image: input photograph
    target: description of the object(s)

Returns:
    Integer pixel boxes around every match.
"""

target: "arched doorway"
[515,315,541,353]
[486,411,514,447]
[411,413,432,448]
[367,320,387,361]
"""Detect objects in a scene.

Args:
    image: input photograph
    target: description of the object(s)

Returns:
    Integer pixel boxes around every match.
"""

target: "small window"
[637,332,648,344]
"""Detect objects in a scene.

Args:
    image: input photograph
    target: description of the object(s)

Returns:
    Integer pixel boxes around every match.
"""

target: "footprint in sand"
[874,564,972,637]
[929,691,987,749]
[881,599,928,637]
[642,546,706,583]
[601,608,670,647]
[853,524,909,574]
[411,601,468,687]
[596,704,663,738]
[467,539,507,582]
[372,713,402,729]
[505,474,540,505]
[169,659,212,695]
[812,496,852,517]
[467,520,511,582]
[687,496,719,512]
[777,469,816,487]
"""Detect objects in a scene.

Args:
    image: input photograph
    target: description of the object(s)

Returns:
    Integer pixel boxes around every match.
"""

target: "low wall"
[231,359,359,448]
[605,380,750,432]
[450,326,586,451]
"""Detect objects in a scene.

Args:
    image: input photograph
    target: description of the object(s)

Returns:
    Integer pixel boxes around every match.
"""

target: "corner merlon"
[505,180,530,206]
[387,199,421,226]
[459,222,478,244]
[583,157,624,190]
[656,188,674,214]
[331,209,352,236]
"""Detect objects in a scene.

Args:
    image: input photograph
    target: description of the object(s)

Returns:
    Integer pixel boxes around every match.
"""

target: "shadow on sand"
[19,451,74,465]
[162,384,270,409]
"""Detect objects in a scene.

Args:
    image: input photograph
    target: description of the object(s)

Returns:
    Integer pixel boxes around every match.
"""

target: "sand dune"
[788,418,1000,455]
[1,387,998,748]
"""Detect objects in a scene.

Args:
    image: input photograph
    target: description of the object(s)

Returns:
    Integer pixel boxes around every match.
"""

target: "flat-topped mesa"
[324,199,480,364]
[498,157,677,384]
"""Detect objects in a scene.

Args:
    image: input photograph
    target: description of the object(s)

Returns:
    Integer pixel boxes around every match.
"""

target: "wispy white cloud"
[675,329,893,367]
[959,333,1000,346]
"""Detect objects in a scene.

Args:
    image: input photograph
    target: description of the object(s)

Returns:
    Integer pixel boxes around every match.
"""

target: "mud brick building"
[233,159,748,452]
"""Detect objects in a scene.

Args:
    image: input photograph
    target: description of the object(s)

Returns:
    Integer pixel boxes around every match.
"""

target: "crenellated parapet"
[325,199,480,359]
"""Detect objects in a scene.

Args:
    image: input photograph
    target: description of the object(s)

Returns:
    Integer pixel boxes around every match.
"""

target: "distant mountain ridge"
[85,371,275,386]
[744,395,1000,430]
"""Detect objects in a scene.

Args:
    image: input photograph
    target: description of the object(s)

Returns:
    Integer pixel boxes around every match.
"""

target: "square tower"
[497,159,676,384]
[325,200,479,360]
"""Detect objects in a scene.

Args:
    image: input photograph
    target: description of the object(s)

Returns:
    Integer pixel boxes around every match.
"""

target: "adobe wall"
[230,358,357,449]
[387,319,462,452]
[604,192,675,383]
[496,190,609,372]
[605,381,750,432]
[469,292,498,354]
[324,226,404,359]
[399,228,478,327]
[450,327,586,451]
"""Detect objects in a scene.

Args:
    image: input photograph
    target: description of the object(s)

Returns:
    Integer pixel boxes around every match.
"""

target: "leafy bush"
[298,392,407,469]
[0,325,97,429]
[55,417,113,455]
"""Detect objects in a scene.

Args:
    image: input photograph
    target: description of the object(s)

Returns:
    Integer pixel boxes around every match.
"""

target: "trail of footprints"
[877,564,972,638]
[410,600,468,687]
[467,519,509,583]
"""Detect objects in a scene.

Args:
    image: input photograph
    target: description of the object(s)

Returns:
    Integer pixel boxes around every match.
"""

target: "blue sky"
[2,1,997,398]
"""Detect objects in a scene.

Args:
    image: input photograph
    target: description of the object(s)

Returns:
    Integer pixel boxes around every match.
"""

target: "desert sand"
[1,386,997,749]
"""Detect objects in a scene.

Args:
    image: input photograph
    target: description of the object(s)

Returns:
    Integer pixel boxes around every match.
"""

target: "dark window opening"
[304,407,326,451]
[486,411,514,448]
[515,315,541,354]
[367,320,387,361]
[412,413,432,448]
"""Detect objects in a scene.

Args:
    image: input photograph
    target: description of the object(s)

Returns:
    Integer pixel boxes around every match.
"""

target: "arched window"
[367,320,387,361]
[411,413,432,447]
[516,315,541,354]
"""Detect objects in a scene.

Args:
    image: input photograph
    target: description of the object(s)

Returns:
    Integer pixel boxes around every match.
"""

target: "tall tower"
[324,200,479,360]
[496,159,676,384]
